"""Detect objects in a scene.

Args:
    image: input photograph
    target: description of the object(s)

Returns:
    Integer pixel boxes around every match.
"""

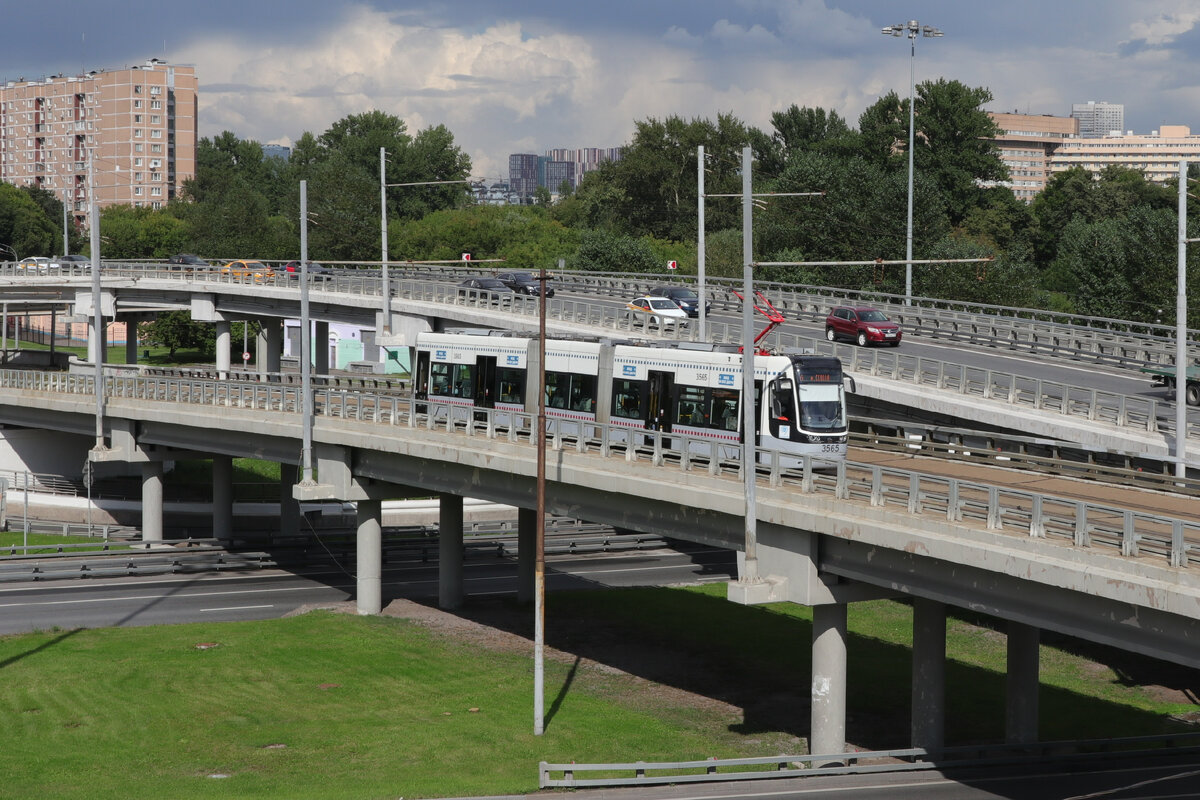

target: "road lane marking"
[200,605,274,612]
[0,584,341,608]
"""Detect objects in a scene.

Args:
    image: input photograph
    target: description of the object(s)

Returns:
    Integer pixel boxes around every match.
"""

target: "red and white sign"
[242,352,251,362]
[462,253,471,261]
[667,260,677,270]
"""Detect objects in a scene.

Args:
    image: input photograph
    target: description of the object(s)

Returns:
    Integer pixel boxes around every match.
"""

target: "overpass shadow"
[403,586,1199,755]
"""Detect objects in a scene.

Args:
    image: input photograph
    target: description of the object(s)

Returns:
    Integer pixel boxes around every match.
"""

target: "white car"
[16,257,50,274]
[626,295,689,330]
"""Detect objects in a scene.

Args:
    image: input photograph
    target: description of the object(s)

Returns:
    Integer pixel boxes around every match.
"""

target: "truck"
[1141,364,1200,406]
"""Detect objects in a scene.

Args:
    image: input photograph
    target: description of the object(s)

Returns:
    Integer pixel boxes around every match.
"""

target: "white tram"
[413,330,852,466]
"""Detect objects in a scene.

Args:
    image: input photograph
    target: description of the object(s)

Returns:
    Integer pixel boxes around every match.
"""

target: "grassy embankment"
[0,583,1195,799]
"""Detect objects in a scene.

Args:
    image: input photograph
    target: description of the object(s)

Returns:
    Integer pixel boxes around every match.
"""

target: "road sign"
[462,253,471,261]
[667,260,677,270]
[81,459,93,489]
[242,351,251,361]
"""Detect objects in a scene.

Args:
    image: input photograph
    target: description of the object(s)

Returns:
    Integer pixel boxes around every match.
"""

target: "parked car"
[825,306,902,347]
[457,277,514,304]
[168,254,210,270]
[282,260,334,281]
[50,254,90,272]
[647,285,709,318]
[626,295,689,329]
[496,270,555,297]
[221,259,275,283]
[16,257,50,274]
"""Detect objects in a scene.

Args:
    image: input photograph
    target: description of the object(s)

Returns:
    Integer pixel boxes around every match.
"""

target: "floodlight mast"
[881,20,944,305]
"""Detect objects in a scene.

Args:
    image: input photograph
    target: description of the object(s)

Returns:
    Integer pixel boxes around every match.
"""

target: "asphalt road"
[0,540,736,635]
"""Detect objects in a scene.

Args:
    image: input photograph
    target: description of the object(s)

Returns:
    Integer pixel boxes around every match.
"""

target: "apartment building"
[1049,125,1200,184]
[987,112,1079,202]
[0,59,197,230]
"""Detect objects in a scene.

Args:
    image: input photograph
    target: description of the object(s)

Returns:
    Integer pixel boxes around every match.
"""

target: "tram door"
[475,356,496,411]
[414,349,431,413]
[645,370,674,446]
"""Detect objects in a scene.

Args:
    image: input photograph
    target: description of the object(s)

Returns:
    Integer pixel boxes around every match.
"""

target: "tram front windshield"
[796,383,845,431]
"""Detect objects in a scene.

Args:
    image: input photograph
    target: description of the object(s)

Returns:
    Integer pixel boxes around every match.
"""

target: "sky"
[7,1,1200,181]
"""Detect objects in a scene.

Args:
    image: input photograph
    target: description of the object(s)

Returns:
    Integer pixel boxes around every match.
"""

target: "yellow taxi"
[221,259,274,284]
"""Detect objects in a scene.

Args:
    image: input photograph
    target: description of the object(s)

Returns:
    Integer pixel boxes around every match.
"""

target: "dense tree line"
[1,85,1198,327]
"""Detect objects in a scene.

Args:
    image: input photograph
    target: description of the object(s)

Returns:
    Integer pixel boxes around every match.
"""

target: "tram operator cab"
[413,331,852,468]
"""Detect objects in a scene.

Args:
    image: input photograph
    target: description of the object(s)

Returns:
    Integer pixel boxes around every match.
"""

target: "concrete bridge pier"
[356,499,382,615]
[215,321,231,379]
[314,321,329,374]
[279,462,299,538]
[140,460,164,545]
[517,507,536,604]
[212,454,233,544]
[439,493,464,610]
[810,602,848,765]
[911,598,947,752]
[256,319,283,375]
[1006,621,1040,744]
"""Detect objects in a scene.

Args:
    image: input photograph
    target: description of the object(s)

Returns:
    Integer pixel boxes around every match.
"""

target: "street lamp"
[881,19,943,305]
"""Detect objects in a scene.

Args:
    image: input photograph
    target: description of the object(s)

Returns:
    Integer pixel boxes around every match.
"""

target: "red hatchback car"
[825,306,902,347]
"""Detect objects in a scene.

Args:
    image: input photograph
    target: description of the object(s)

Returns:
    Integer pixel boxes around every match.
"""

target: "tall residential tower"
[0,59,197,230]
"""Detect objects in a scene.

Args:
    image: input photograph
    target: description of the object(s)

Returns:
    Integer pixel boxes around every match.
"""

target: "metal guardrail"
[0,371,1194,570]
[539,732,1200,787]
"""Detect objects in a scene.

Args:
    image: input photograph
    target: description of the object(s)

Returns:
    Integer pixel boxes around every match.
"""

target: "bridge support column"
[810,602,848,765]
[314,321,329,374]
[911,598,946,752]
[141,460,164,545]
[215,321,231,379]
[438,494,464,610]
[1006,621,1040,744]
[356,499,382,615]
[279,462,299,537]
[124,322,139,364]
[255,319,282,375]
[517,507,536,604]
[212,455,233,544]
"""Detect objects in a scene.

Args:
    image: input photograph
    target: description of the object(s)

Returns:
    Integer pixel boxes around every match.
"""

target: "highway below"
[0,538,735,635]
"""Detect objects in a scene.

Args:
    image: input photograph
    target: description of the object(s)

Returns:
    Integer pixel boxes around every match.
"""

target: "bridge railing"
[3,370,1193,570]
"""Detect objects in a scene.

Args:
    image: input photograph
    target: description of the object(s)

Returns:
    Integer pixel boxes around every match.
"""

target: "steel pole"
[534,268,547,735]
[698,145,707,340]
[905,31,915,306]
[89,154,104,448]
[300,180,313,484]
[741,146,758,582]
[380,147,391,335]
[1177,160,1189,480]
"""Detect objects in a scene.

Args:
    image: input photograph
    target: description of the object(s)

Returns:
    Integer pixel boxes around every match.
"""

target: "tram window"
[430,362,451,396]
[710,388,738,431]
[569,374,597,412]
[770,379,795,422]
[545,371,568,408]
[612,379,643,419]
[676,386,706,425]
[452,364,475,399]
[497,368,524,403]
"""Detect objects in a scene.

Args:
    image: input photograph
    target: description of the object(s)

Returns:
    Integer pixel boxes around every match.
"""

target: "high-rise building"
[986,112,1079,202]
[0,59,198,229]
[262,144,291,161]
[508,153,539,199]
[1071,101,1124,138]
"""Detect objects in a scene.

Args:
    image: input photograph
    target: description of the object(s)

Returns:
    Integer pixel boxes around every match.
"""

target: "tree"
[576,113,754,241]
[0,182,56,259]
[139,311,212,359]
[567,229,659,273]
[388,204,577,269]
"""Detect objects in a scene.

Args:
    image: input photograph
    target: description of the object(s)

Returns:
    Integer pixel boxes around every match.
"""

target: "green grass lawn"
[0,585,1195,799]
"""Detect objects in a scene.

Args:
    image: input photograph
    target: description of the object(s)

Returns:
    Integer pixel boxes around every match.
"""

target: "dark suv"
[825,306,902,347]
[168,254,210,270]
[647,285,709,318]
[497,270,555,297]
